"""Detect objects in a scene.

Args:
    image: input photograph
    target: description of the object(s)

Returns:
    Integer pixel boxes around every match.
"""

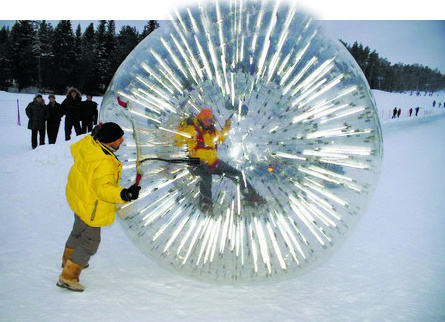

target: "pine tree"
[71,24,82,89]
[109,25,140,82]
[104,20,117,88]
[8,21,38,91]
[52,20,76,93]
[116,25,140,61]
[93,20,108,93]
[366,51,380,89]
[140,20,159,41]
[79,22,96,94]
[0,26,11,90]
[38,20,55,90]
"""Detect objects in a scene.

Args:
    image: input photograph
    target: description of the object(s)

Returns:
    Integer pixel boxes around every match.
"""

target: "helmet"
[198,108,214,122]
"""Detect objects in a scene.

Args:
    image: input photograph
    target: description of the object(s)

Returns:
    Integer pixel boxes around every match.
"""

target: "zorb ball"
[100,0,383,284]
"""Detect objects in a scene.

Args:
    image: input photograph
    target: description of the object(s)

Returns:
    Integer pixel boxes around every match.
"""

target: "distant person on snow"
[392,107,398,119]
[80,94,98,134]
[397,108,401,118]
[46,94,64,144]
[62,87,82,141]
[409,108,413,117]
[57,122,141,292]
[25,94,48,149]
[415,107,420,116]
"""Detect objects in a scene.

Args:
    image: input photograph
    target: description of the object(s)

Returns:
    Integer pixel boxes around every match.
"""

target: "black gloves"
[121,184,141,201]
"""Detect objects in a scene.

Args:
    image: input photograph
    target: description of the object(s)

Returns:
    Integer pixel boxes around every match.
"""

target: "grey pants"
[65,214,101,267]
[192,160,257,204]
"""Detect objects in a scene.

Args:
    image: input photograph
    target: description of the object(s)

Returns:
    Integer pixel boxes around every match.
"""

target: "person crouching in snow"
[174,108,264,213]
[57,122,141,292]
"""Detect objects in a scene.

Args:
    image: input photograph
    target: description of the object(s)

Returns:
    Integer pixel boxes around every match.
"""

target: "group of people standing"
[392,106,420,119]
[25,87,98,149]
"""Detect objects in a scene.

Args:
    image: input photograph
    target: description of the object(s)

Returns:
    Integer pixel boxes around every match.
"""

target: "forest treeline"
[342,40,445,92]
[0,20,159,95]
[0,20,444,95]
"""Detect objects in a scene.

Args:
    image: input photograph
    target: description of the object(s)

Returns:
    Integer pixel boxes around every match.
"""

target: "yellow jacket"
[174,117,230,166]
[66,135,126,227]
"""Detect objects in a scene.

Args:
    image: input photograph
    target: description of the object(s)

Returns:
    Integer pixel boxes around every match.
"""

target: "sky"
[318,20,445,73]
[1,0,444,73]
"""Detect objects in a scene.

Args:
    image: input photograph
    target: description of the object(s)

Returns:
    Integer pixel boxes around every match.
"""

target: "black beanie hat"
[95,122,124,143]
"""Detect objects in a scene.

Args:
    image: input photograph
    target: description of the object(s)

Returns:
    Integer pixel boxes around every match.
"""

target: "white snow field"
[0,90,444,321]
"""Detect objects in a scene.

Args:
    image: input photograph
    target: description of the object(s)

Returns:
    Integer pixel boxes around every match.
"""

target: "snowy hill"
[0,90,444,321]
[373,90,445,122]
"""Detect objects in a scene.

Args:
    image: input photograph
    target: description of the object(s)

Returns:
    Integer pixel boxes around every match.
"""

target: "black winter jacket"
[47,101,64,124]
[26,99,48,130]
[62,91,82,120]
[81,100,98,124]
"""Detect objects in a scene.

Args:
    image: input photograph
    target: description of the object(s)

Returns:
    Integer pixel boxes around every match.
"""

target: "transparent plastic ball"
[99,1,383,284]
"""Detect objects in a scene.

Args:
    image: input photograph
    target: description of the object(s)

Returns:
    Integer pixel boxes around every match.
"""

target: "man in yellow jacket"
[175,109,264,213]
[57,122,141,292]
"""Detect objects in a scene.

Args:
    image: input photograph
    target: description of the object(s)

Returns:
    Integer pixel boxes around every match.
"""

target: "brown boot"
[56,259,85,292]
[61,248,89,269]
[61,247,75,268]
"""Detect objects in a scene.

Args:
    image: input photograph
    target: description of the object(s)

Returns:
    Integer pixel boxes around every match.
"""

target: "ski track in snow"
[0,91,444,321]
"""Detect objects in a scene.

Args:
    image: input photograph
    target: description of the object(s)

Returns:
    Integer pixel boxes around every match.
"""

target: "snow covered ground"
[0,90,444,321]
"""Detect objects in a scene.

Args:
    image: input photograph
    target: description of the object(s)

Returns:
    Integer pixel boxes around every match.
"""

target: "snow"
[0,90,444,321]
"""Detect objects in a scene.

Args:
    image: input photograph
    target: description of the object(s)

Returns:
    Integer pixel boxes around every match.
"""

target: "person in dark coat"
[392,107,398,119]
[46,94,64,144]
[80,95,98,134]
[25,94,48,149]
[62,87,82,141]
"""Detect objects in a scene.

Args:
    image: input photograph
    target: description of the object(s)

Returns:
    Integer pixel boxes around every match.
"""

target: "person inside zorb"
[98,0,383,284]
[174,108,265,213]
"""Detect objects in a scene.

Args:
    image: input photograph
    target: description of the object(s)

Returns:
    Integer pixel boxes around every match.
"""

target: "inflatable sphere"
[99,0,383,284]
